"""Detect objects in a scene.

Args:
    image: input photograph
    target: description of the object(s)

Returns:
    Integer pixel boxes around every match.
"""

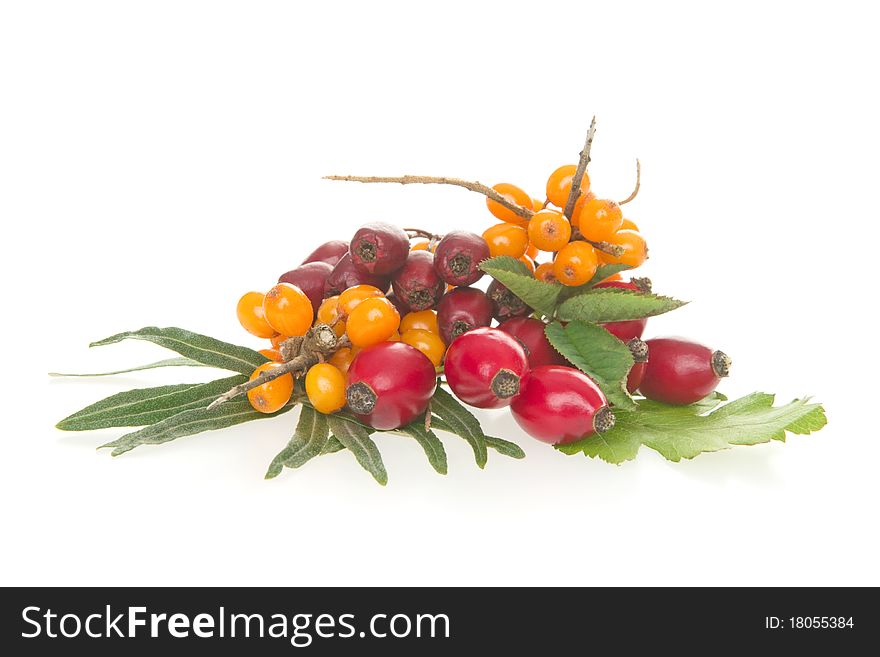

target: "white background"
[2,1,878,586]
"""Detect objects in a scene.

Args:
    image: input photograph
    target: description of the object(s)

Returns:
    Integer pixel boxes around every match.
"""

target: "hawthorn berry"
[263,283,313,337]
[391,250,445,311]
[345,296,401,348]
[346,342,437,430]
[237,291,277,339]
[247,363,294,414]
[305,363,347,414]
[639,338,731,405]
[498,316,567,368]
[349,222,410,275]
[433,231,490,287]
[278,261,333,317]
[626,338,649,394]
[436,286,493,345]
[486,183,532,224]
[443,327,530,408]
[487,279,532,322]
[324,253,390,297]
[301,240,350,267]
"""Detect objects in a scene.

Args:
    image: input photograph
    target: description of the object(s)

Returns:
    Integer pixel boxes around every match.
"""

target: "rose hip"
[436,287,493,345]
[346,342,437,430]
[594,279,649,342]
[511,365,614,445]
[391,251,445,311]
[349,222,410,275]
[639,337,731,405]
[324,253,391,297]
[443,327,530,408]
[498,317,567,368]
[625,338,649,394]
[487,279,532,322]
[301,240,350,267]
[278,261,333,317]
[433,231,490,286]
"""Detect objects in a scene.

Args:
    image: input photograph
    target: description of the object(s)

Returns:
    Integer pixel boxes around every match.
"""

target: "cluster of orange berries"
[478,165,646,286]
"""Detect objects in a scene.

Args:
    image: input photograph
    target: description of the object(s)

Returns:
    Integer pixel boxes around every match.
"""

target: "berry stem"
[619,158,641,205]
[403,227,442,241]
[323,174,535,220]
[562,115,597,220]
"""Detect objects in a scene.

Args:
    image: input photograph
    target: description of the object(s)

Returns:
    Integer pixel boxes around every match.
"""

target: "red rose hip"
[346,342,437,430]
[594,279,650,342]
[498,317,567,367]
[301,240,350,267]
[391,251,445,311]
[278,261,333,317]
[511,365,614,445]
[349,222,410,275]
[625,337,648,394]
[324,253,391,297]
[433,231,490,286]
[436,287,493,345]
[639,337,731,405]
[443,327,530,408]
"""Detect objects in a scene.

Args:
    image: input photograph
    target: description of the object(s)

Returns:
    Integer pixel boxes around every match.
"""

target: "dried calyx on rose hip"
[433,230,490,286]
[349,222,410,275]
[626,337,649,394]
[436,286,493,345]
[638,337,731,405]
[443,327,530,409]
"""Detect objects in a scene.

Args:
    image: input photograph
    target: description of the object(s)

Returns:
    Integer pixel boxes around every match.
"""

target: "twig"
[403,227,441,240]
[587,240,625,258]
[563,116,597,219]
[424,400,432,432]
[324,175,534,220]
[619,158,641,205]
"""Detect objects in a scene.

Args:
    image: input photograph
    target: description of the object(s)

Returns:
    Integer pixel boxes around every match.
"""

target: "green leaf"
[100,398,296,456]
[544,321,635,409]
[480,256,562,317]
[557,289,687,323]
[265,406,330,479]
[397,422,448,474]
[49,357,207,377]
[586,264,633,287]
[321,437,346,454]
[56,375,246,431]
[429,387,488,468]
[327,415,388,485]
[430,416,524,459]
[557,393,827,464]
[90,327,268,375]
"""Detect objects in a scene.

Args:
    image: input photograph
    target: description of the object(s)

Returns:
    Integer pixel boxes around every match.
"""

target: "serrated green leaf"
[397,423,448,474]
[327,415,388,485]
[557,289,687,323]
[429,387,488,468]
[544,321,635,409]
[100,398,296,456]
[265,406,330,479]
[430,416,524,459]
[56,375,246,431]
[557,392,827,464]
[585,264,633,287]
[480,256,562,317]
[49,357,207,377]
[90,327,268,375]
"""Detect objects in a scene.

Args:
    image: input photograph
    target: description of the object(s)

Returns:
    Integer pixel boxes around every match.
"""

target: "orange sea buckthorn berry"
[317,296,346,337]
[570,191,598,227]
[546,164,591,208]
[259,348,283,363]
[528,209,572,252]
[573,198,624,242]
[601,271,624,282]
[534,262,558,284]
[263,283,313,337]
[387,330,401,342]
[532,197,546,212]
[400,309,439,335]
[599,229,648,268]
[486,183,532,224]
[346,296,401,348]
[526,242,538,259]
[401,329,446,367]
[246,362,294,414]
[337,284,384,317]
[553,241,599,286]
[329,345,359,375]
[237,291,277,339]
[482,223,529,259]
[270,333,290,350]
[305,363,347,414]
[519,255,536,274]
[411,241,436,252]
[621,218,639,232]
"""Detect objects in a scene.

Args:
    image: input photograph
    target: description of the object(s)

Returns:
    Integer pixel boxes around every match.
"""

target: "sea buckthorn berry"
[345,296,401,348]
[601,272,623,282]
[593,280,648,342]
[482,223,529,259]
[599,229,648,268]
[639,338,731,405]
[545,164,590,208]
[498,317,568,368]
[433,231,491,287]
[400,309,439,335]
[325,253,390,297]
[626,338,649,394]
[237,291,277,339]
[246,363,294,414]
[528,209,572,252]
[391,251,445,311]
[436,287,493,345]
[258,348,283,363]
[525,242,538,259]
[620,218,639,231]
[338,284,384,317]
[553,241,599,286]
[305,363,347,414]
[573,198,623,241]
[346,342,437,430]
[270,333,289,349]
[401,328,446,367]
[301,240,350,267]
[329,345,359,375]
[411,240,435,252]
[263,283,313,337]
[387,330,401,342]
[487,279,532,322]
[486,183,532,224]
[349,222,410,275]
[570,190,597,226]
[278,261,334,317]
[511,365,614,444]
[534,262,558,284]
[519,255,536,273]
[317,296,346,337]
[532,198,546,212]
[444,327,530,408]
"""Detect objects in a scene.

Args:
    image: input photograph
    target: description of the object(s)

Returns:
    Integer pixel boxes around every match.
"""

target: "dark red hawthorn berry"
[443,327,530,409]
[436,286,494,345]
[301,240,350,267]
[498,317,567,368]
[639,337,731,405]
[346,342,437,430]
[349,222,410,275]
[385,292,410,316]
[391,251,445,311]
[277,261,333,317]
[625,337,649,394]
[510,365,614,445]
[433,231,491,286]
[324,253,391,297]
[594,279,648,342]
[487,279,532,322]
